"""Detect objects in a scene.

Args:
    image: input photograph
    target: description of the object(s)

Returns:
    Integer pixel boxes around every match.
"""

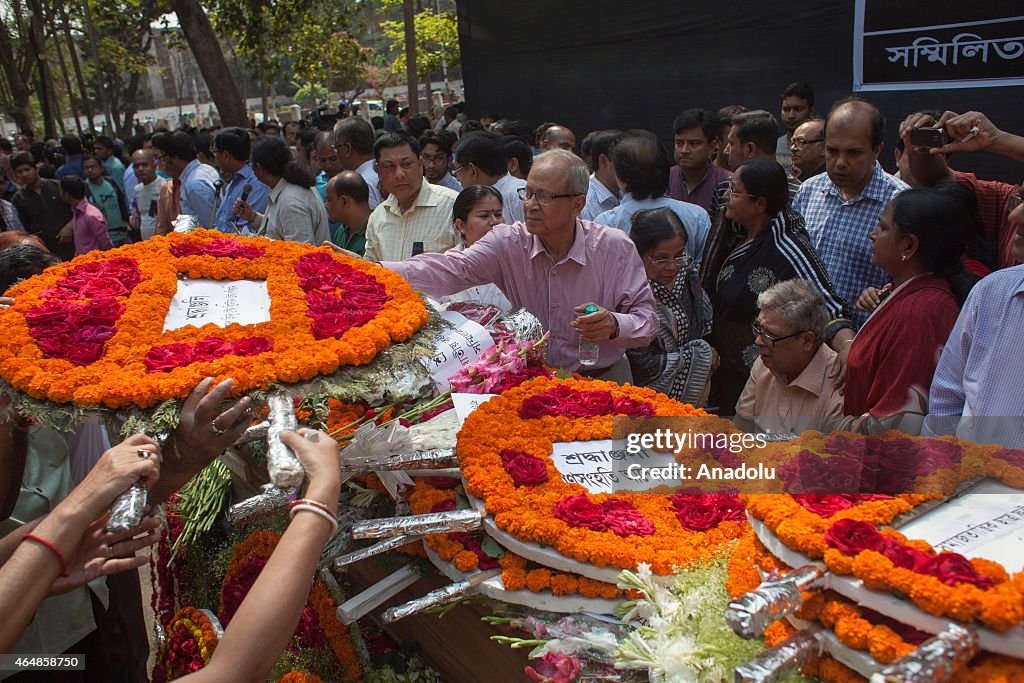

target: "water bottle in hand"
[578,304,600,366]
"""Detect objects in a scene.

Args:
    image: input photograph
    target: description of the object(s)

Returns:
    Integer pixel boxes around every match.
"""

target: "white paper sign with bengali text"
[451,392,498,425]
[163,279,271,332]
[425,311,495,390]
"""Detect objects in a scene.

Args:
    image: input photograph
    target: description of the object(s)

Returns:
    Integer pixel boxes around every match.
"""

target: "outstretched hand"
[49,516,161,596]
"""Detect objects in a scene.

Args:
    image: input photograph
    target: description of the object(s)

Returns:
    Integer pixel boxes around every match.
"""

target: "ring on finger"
[136,448,152,459]
[211,420,227,436]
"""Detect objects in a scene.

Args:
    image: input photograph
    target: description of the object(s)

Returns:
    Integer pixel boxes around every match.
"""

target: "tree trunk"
[404,0,417,115]
[52,26,84,136]
[28,0,57,137]
[61,6,96,133]
[171,0,247,127]
[0,18,36,135]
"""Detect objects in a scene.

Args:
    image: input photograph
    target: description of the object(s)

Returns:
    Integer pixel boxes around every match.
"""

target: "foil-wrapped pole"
[172,214,200,233]
[267,391,304,489]
[870,624,978,683]
[226,484,296,526]
[107,430,171,533]
[340,448,459,473]
[351,509,483,540]
[234,420,270,445]
[726,565,825,639]
[333,534,419,570]
[382,570,500,623]
[734,627,823,683]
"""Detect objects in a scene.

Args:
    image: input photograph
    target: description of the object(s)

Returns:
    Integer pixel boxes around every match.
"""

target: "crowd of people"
[1,84,1023,679]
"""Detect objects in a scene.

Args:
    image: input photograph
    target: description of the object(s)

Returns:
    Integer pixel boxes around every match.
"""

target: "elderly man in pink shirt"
[384,149,658,382]
[59,175,113,255]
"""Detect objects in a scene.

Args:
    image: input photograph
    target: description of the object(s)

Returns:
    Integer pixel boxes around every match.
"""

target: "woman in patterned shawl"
[706,159,846,415]
[626,208,716,406]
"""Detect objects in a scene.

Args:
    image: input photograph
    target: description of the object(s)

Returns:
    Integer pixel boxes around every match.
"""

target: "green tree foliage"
[209,0,368,93]
[380,7,459,83]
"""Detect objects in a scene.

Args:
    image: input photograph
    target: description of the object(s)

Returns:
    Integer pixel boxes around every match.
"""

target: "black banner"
[856,0,1024,90]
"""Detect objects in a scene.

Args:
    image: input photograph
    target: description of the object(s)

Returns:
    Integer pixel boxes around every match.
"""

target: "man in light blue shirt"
[451,131,525,224]
[593,129,710,262]
[152,130,220,226]
[93,136,126,194]
[210,127,269,233]
[580,129,621,221]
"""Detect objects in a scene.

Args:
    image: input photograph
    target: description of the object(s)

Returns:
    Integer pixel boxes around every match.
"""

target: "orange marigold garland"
[457,376,748,574]
[0,229,428,410]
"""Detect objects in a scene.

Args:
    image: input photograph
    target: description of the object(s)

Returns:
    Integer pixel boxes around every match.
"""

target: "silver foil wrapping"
[726,565,824,639]
[226,484,296,526]
[496,308,544,343]
[872,624,978,683]
[172,214,200,233]
[351,509,482,540]
[106,430,171,533]
[333,534,419,570]
[235,420,270,445]
[340,448,459,473]
[382,578,480,623]
[734,628,822,683]
[267,392,304,488]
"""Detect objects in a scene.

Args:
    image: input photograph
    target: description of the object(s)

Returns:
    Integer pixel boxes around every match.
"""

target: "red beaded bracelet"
[23,534,69,577]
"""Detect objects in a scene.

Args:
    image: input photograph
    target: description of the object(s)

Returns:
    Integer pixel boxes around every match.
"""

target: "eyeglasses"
[517,187,582,205]
[752,322,806,346]
[451,164,469,178]
[724,184,757,199]
[791,137,824,146]
[1009,193,1022,213]
[645,255,687,268]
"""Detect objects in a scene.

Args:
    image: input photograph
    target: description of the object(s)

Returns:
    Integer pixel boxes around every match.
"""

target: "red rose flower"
[191,337,234,362]
[74,325,116,345]
[500,449,549,487]
[144,343,195,373]
[518,394,563,419]
[921,553,995,588]
[62,342,105,366]
[553,494,607,531]
[25,300,82,326]
[612,396,655,416]
[579,390,614,416]
[78,298,125,326]
[430,499,456,513]
[880,540,931,572]
[672,497,725,531]
[793,493,857,518]
[780,450,866,494]
[604,504,655,537]
[231,337,273,356]
[823,518,888,556]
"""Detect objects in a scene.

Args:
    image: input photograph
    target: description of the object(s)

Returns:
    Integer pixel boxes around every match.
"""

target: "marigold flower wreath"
[151,606,220,681]
[742,431,1024,633]
[456,376,749,575]
[0,230,432,433]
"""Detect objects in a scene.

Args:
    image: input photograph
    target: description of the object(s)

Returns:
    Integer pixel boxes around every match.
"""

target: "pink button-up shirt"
[385,219,659,372]
[72,198,113,255]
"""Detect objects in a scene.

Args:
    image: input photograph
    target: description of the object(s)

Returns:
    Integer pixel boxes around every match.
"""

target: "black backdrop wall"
[456,0,1023,182]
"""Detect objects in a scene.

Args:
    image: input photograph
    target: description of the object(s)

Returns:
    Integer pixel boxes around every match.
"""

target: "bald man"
[789,119,826,181]
[325,171,371,255]
[540,125,577,153]
[793,97,908,329]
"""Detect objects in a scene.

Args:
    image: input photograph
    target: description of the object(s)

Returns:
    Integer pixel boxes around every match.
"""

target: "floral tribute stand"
[725,433,1024,682]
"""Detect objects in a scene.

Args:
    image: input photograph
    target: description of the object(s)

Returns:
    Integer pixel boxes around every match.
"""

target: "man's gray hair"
[756,279,829,339]
[534,149,590,196]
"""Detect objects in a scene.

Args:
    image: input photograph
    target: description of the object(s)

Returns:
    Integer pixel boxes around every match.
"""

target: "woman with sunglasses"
[626,208,716,405]
[705,158,846,415]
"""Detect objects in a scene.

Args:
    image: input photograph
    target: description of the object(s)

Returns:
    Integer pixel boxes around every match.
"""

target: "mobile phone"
[909,127,947,149]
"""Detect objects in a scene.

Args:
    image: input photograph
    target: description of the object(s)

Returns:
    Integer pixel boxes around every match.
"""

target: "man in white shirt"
[451,131,525,224]
[130,149,163,240]
[334,117,381,209]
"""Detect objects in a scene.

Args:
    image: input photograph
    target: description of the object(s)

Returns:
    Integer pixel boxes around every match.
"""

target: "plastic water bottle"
[578,304,600,366]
